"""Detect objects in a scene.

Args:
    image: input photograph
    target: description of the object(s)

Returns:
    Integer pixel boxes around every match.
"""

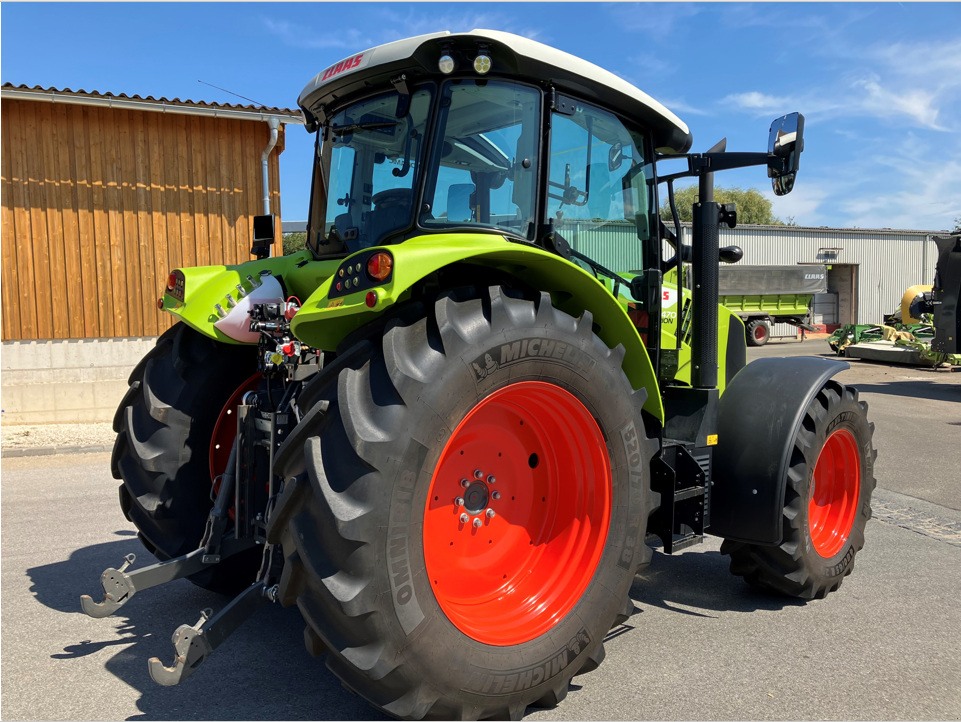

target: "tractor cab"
[298,29,690,266]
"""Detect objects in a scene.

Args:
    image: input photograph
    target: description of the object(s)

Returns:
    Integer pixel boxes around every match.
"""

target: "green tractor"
[82,30,877,720]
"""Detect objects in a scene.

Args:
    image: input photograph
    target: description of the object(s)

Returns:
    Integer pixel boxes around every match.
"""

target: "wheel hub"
[463,481,489,514]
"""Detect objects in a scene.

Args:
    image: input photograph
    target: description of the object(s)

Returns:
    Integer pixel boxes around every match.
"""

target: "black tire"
[267,286,658,720]
[111,323,262,594]
[720,379,877,599]
[746,318,771,347]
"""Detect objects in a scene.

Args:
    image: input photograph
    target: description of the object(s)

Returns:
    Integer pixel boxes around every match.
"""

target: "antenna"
[197,80,267,107]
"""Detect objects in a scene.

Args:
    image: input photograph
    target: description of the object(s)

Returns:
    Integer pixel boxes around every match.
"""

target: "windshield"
[421,80,540,240]
[547,101,654,273]
[311,87,432,256]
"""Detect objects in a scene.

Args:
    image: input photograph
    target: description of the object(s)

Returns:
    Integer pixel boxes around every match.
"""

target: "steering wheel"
[371,188,412,209]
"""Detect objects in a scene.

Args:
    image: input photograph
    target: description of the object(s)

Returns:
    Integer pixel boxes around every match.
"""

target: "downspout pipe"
[262,116,281,255]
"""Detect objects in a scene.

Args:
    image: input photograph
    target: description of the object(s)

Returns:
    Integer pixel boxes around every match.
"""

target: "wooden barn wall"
[1,98,285,341]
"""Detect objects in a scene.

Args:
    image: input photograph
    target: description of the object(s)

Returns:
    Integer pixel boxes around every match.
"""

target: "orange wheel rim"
[209,373,261,482]
[809,428,861,558]
[423,381,612,646]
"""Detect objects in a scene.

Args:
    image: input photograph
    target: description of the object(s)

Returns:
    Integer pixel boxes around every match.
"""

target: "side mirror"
[767,112,805,196]
[608,141,624,172]
[252,214,275,259]
[446,183,475,223]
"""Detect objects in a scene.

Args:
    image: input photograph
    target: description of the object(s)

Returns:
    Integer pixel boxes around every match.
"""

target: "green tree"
[283,231,307,255]
[659,185,791,226]
[953,216,960,233]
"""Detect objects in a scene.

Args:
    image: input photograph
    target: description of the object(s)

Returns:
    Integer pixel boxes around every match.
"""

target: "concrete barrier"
[1,337,158,424]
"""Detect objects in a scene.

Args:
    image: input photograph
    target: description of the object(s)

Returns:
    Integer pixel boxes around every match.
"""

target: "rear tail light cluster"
[165,270,186,302]
[330,250,394,300]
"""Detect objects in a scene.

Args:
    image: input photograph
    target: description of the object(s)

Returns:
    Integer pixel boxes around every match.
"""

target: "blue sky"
[3,2,960,230]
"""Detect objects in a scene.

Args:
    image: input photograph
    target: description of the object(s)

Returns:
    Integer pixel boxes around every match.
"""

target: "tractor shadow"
[26,534,376,721]
[849,379,961,403]
[629,547,804,618]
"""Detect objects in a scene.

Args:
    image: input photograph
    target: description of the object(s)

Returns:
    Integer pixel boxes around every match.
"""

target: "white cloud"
[764,183,830,226]
[854,75,946,131]
[608,3,701,36]
[724,91,797,113]
[264,10,543,55]
[263,19,373,50]
[655,96,710,116]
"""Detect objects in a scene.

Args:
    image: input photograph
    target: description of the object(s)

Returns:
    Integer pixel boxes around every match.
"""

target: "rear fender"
[160,250,341,345]
[710,356,849,545]
[290,234,664,421]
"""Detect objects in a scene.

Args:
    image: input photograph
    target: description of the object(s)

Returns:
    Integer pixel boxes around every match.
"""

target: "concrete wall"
[1,337,157,424]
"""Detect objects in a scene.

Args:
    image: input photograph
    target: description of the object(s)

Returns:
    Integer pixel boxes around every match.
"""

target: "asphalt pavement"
[1,338,959,721]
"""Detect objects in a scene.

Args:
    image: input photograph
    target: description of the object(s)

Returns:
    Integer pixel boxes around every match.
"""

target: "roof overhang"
[298,30,692,154]
[1,86,304,125]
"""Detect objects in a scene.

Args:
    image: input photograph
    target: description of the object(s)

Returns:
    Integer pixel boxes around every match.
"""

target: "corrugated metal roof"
[1,83,302,120]
[670,220,950,236]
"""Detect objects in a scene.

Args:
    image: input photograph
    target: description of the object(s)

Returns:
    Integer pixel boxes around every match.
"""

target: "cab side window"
[547,101,654,270]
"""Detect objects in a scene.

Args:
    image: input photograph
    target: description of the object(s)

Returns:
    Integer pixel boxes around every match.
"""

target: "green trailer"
[718,264,827,346]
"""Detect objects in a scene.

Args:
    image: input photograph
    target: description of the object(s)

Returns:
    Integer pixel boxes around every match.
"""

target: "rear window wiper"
[330,121,400,136]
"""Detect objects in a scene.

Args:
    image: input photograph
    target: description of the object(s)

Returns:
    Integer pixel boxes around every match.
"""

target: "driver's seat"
[367,188,413,246]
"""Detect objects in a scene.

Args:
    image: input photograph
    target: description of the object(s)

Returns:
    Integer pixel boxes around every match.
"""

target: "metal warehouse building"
[546,220,946,331]
[674,223,945,330]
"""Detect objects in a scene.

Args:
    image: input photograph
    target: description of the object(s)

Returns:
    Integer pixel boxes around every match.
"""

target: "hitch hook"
[147,608,214,687]
[80,553,137,618]
[147,582,271,687]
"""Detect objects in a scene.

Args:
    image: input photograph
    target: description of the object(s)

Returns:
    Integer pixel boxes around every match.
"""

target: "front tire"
[721,379,876,598]
[268,286,657,719]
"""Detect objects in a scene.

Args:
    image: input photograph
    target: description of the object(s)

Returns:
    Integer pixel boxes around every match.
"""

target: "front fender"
[290,234,664,421]
[710,356,850,545]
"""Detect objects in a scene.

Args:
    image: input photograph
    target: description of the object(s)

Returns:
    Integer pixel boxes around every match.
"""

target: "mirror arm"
[656,151,783,184]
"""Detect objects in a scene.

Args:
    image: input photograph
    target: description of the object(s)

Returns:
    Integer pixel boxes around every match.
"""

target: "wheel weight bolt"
[472,517,482,528]
[474,470,484,479]
[460,479,469,488]
[460,513,469,524]
[492,491,501,500]
[487,475,496,484]
[455,497,464,507]
[486,508,495,518]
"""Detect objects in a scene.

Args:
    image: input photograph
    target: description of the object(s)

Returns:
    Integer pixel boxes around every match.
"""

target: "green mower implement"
[83,30,878,720]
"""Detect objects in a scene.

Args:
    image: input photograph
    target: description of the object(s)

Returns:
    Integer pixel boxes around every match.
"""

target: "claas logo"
[322,53,364,81]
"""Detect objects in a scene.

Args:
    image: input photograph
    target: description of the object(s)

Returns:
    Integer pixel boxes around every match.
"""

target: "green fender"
[290,234,665,421]
[160,250,343,345]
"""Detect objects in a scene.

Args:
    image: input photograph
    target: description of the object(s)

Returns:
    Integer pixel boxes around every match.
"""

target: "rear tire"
[111,323,262,594]
[267,286,657,719]
[746,318,771,347]
[721,379,876,599]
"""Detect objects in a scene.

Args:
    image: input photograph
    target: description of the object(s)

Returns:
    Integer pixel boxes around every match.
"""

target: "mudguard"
[159,250,341,345]
[289,234,665,420]
[710,356,849,545]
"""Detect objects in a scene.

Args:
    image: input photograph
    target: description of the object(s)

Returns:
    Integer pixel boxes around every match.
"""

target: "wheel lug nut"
[472,517,482,528]
[486,508,495,518]
[492,491,501,500]
[460,513,469,524]
[474,470,484,479]
[460,478,469,488]
[455,497,464,507]
[487,475,496,484]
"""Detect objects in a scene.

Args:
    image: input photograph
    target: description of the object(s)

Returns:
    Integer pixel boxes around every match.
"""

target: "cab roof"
[298,30,693,154]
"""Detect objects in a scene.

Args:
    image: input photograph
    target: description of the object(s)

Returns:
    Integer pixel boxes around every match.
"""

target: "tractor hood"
[298,29,693,155]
